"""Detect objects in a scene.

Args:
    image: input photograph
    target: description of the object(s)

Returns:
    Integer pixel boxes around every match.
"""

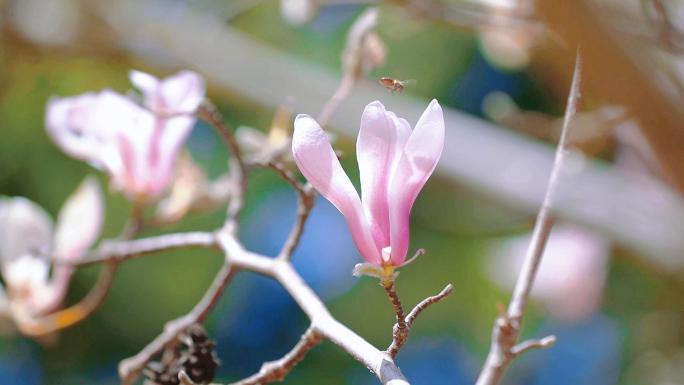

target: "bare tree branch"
[474,51,582,385]
[384,283,454,358]
[74,232,218,267]
[119,262,236,385]
[405,283,453,328]
[197,103,248,225]
[226,326,322,385]
[510,335,556,357]
[318,74,357,128]
[255,161,316,260]
[215,229,410,385]
[382,280,408,359]
[318,7,380,127]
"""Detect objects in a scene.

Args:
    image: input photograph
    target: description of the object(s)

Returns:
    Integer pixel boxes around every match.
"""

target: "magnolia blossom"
[46,70,205,202]
[292,100,444,271]
[488,225,611,322]
[0,177,103,316]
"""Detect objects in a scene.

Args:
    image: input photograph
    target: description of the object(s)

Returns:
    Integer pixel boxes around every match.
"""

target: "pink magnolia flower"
[292,100,444,272]
[0,177,103,316]
[488,225,610,322]
[46,70,205,203]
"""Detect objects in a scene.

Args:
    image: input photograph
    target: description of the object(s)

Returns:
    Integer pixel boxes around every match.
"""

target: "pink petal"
[129,70,161,110]
[107,97,156,199]
[292,114,380,264]
[45,90,153,184]
[356,101,410,250]
[39,177,105,314]
[53,176,103,262]
[158,71,206,114]
[147,115,196,197]
[0,197,53,268]
[46,92,119,172]
[387,99,444,265]
[0,198,57,314]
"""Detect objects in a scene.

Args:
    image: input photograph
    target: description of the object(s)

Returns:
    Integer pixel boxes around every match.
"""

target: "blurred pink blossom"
[0,177,103,316]
[46,70,205,202]
[488,225,611,322]
[292,100,444,270]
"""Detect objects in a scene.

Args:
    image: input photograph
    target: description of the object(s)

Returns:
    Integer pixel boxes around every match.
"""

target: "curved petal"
[45,90,153,185]
[356,101,410,250]
[0,197,53,267]
[0,198,54,314]
[292,114,380,264]
[131,70,205,115]
[387,99,444,265]
[46,92,119,172]
[38,177,105,314]
[129,70,161,109]
[158,71,206,114]
[107,95,156,200]
[54,176,103,262]
[146,115,196,198]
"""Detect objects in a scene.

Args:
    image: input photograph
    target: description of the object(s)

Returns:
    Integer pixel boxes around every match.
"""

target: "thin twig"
[385,283,454,357]
[510,335,556,356]
[474,51,583,385]
[13,262,118,337]
[197,103,248,225]
[405,283,453,327]
[15,199,151,336]
[119,262,236,385]
[318,74,356,128]
[382,280,408,358]
[318,7,379,127]
[256,161,316,260]
[227,326,323,385]
[74,231,218,267]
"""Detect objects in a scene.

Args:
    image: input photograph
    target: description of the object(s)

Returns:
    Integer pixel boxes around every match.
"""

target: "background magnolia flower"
[488,225,611,322]
[129,70,205,116]
[46,70,205,202]
[292,100,444,269]
[0,177,103,316]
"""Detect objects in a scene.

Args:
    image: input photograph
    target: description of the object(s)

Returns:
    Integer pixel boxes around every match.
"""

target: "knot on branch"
[144,324,221,385]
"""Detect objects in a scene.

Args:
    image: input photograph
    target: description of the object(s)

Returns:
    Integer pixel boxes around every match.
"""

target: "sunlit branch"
[119,262,236,385]
[215,229,410,385]
[385,283,454,358]
[405,283,453,327]
[74,231,218,267]
[254,160,316,260]
[474,51,582,385]
[382,280,408,358]
[226,326,322,385]
[198,103,248,225]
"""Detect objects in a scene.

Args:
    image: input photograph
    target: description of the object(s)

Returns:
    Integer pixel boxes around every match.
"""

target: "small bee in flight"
[378,77,416,93]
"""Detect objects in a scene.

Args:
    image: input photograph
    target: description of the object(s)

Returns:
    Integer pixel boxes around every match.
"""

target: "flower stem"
[382,279,408,358]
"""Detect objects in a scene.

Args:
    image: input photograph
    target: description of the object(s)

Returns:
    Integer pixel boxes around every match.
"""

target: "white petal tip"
[295,113,313,121]
[352,262,384,278]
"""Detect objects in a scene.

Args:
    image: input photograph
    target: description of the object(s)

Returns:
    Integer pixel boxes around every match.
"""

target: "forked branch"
[227,326,322,385]
[474,50,583,385]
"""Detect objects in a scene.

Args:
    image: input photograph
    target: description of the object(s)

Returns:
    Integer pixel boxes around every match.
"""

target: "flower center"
[381,246,395,278]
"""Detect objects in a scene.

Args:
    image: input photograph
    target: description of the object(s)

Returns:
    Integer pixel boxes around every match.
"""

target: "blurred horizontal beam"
[101,0,684,270]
